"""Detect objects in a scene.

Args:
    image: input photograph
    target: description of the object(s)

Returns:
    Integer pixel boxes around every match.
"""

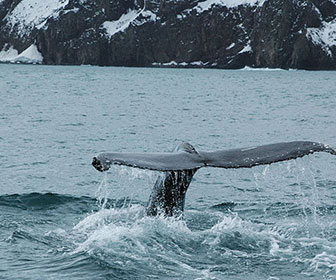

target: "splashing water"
[58,160,336,279]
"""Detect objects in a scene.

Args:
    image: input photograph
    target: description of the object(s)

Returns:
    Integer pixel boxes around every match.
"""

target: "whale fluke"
[200,141,336,169]
[93,141,335,172]
[92,144,204,172]
[92,141,336,216]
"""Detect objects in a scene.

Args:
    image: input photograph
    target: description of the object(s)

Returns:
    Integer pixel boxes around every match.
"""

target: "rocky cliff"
[0,0,335,69]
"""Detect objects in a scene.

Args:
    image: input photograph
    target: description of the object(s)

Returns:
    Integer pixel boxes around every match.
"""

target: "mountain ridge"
[0,0,335,69]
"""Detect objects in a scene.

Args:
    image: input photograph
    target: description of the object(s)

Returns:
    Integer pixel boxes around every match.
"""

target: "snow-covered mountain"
[0,0,335,69]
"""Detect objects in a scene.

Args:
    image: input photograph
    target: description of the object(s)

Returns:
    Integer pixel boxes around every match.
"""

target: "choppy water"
[1,64,336,279]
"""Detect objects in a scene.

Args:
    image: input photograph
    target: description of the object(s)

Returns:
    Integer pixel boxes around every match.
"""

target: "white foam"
[69,201,336,278]
[305,251,336,273]
[73,206,193,256]
[5,0,69,35]
[73,205,144,234]
[240,66,285,71]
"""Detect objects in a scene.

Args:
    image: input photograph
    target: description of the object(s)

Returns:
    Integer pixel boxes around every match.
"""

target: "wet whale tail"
[93,141,336,173]
[92,141,336,215]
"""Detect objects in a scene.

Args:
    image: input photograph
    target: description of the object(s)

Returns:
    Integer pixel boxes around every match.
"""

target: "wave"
[67,203,336,279]
[1,191,335,279]
[2,192,336,220]
[0,193,95,210]
[0,192,146,213]
[239,66,287,71]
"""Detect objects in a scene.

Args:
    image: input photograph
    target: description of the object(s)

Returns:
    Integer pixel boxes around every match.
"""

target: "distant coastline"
[1,0,335,70]
[1,0,336,70]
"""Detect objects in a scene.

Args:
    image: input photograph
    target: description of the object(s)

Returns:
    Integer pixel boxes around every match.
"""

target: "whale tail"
[146,143,199,216]
[92,141,336,215]
[92,141,335,172]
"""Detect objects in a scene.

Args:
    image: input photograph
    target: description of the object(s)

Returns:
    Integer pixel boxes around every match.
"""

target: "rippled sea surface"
[1,64,336,280]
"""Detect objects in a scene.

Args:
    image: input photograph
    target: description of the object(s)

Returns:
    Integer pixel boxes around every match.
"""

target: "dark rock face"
[0,0,335,69]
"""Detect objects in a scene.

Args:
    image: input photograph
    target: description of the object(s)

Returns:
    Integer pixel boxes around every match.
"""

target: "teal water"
[1,64,336,279]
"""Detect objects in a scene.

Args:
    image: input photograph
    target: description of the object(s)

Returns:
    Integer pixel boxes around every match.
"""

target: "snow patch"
[238,42,252,54]
[307,19,336,56]
[5,0,69,35]
[0,44,43,64]
[0,44,19,62]
[63,7,80,15]
[152,61,208,67]
[190,61,207,66]
[15,44,43,63]
[226,43,235,50]
[141,10,157,22]
[176,14,187,20]
[192,0,266,13]
[133,10,157,26]
[162,61,178,66]
[103,8,157,38]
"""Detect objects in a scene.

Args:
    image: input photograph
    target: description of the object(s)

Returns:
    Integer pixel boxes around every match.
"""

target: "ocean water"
[1,64,336,280]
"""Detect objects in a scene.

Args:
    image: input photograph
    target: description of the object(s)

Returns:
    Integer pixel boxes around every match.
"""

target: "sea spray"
[73,147,336,279]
